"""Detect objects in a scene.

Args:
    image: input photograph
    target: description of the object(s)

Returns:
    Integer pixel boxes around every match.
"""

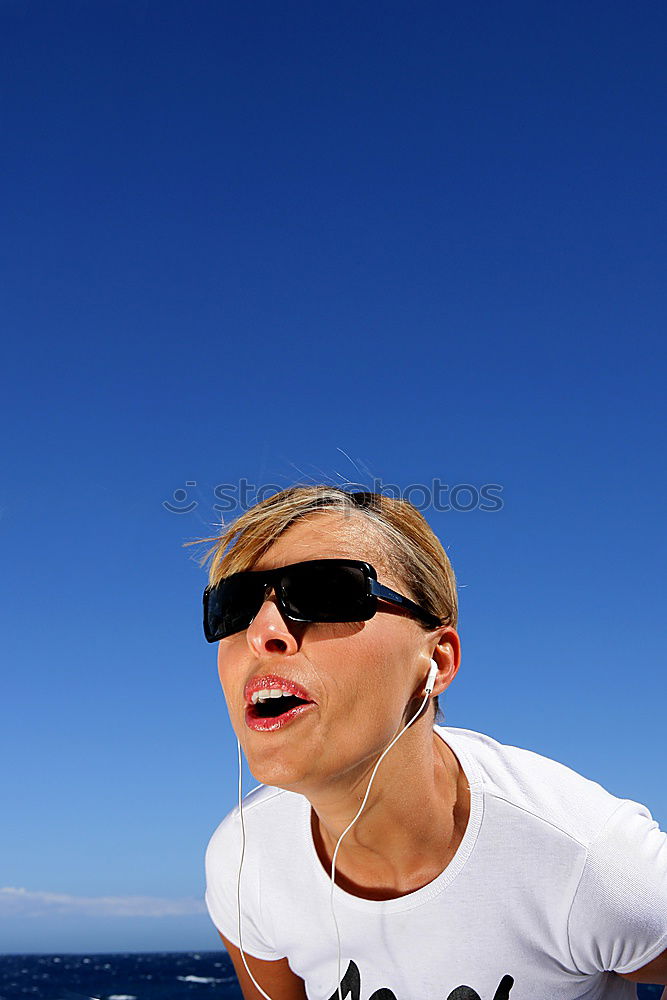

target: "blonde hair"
[187,485,458,721]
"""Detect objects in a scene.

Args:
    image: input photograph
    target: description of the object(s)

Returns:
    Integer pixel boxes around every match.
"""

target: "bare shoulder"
[219,932,308,1000]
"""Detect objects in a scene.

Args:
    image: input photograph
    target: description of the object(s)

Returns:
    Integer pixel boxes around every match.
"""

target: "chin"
[243,747,311,792]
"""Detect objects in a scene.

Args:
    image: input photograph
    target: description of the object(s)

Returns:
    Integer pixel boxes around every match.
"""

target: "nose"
[246,585,300,656]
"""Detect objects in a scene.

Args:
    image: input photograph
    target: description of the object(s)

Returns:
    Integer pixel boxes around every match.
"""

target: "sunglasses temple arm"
[370,581,442,628]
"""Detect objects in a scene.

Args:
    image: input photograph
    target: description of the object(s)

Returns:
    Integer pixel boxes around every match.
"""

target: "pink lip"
[243,674,315,706]
[245,701,316,732]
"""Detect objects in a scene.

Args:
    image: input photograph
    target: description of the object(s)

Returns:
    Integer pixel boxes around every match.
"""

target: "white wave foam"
[176,975,225,984]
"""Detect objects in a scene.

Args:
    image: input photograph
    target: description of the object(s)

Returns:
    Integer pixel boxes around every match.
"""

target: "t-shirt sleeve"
[204,806,286,961]
[567,797,667,975]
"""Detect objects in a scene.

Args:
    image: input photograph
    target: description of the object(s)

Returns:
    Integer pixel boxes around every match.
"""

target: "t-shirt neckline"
[300,725,485,913]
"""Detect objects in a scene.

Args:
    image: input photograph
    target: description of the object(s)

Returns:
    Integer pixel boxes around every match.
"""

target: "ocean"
[0,953,240,1000]
[0,953,662,1000]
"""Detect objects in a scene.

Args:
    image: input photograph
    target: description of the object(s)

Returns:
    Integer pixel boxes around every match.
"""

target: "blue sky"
[1,0,666,954]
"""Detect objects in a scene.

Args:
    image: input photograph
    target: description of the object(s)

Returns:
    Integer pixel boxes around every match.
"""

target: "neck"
[307,726,469,900]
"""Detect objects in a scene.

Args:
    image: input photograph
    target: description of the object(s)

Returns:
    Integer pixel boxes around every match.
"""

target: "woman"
[197,486,667,1000]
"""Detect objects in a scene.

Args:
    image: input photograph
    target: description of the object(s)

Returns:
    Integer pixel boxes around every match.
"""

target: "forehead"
[252,511,391,575]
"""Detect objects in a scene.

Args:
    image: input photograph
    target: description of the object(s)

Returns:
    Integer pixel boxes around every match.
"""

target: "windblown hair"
[187,485,458,723]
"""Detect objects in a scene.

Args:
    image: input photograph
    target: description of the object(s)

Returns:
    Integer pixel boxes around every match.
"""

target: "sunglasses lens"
[282,562,370,622]
[205,575,266,641]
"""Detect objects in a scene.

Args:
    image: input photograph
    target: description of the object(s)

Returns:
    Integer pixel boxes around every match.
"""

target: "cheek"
[328,642,395,715]
[216,647,237,705]
[351,634,416,716]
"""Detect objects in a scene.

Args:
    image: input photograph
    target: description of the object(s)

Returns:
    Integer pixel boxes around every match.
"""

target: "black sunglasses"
[202,558,442,642]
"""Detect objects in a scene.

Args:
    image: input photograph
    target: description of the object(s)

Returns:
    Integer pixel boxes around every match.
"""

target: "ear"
[429,628,461,697]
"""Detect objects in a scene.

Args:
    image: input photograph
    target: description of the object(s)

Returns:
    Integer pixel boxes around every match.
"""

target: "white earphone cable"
[330,680,434,1000]
[235,739,275,999]
[234,661,438,1000]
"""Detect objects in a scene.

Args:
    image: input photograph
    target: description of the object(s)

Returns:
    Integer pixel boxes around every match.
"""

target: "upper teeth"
[251,688,296,705]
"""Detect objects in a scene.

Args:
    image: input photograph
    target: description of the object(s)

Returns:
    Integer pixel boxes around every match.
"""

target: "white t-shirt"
[205,725,667,1000]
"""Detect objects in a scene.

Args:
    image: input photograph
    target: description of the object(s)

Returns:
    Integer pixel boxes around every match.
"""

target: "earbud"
[425,657,438,695]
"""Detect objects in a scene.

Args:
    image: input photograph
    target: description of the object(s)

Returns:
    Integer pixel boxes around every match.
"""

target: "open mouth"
[248,694,311,719]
